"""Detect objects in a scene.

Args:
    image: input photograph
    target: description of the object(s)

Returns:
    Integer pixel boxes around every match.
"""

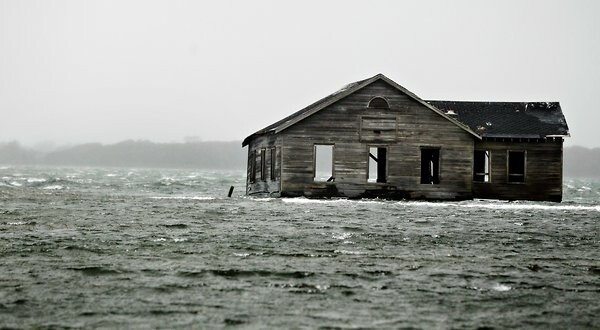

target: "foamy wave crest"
[282,198,352,204]
[400,201,600,212]
[27,178,47,183]
[0,181,14,187]
[492,283,512,292]
[356,199,387,204]
[334,249,364,255]
[42,185,64,190]
[251,197,276,202]
[150,196,214,200]
[332,233,352,240]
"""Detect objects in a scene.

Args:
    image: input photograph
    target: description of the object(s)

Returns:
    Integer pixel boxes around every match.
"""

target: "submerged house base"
[242,74,569,202]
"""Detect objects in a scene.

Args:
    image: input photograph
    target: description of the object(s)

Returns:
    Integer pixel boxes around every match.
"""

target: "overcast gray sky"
[1,0,598,147]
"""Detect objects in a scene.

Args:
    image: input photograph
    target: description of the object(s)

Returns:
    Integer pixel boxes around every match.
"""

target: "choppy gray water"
[0,166,599,329]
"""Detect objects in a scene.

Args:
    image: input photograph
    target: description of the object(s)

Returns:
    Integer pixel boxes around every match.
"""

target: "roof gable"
[242,74,480,146]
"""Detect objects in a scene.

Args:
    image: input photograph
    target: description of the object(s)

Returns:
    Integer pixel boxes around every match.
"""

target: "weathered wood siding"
[472,139,563,201]
[246,134,281,196]
[279,80,475,200]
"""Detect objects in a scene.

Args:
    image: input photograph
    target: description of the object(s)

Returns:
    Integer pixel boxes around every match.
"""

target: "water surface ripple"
[0,167,598,328]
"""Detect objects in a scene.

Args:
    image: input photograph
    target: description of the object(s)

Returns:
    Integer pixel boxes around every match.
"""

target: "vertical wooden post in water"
[227,186,234,197]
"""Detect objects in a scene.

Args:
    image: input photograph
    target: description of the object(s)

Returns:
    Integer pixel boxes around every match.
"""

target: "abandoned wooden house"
[242,74,570,202]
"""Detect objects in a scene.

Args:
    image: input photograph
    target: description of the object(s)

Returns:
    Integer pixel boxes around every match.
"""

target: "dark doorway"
[421,148,440,184]
[368,147,387,183]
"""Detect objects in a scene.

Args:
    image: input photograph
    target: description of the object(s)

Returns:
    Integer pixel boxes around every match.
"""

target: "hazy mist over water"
[1,0,600,147]
[0,167,599,328]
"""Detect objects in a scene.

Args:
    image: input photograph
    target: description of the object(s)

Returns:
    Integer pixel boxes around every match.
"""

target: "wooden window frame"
[367,145,388,184]
[249,150,256,183]
[359,115,398,142]
[313,144,335,182]
[420,147,441,184]
[270,147,277,181]
[368,96,390,109]
[473,149,491,183]
[260,148,266,181]
[507,150,526,184]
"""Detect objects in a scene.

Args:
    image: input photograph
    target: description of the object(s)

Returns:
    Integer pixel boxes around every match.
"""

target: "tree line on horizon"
[0,140,598,177]
[0,140,245,170]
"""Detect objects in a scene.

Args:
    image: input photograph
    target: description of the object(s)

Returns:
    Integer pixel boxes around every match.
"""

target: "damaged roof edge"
[426,100,569,139]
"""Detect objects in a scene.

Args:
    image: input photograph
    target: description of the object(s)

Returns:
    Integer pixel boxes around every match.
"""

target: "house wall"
[472,139,563,202]
[246,134,281,196]
[278,80,475,200]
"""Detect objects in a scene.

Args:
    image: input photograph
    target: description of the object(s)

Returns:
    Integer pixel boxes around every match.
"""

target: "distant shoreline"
[0,140,245,170]
[1,140,598,177]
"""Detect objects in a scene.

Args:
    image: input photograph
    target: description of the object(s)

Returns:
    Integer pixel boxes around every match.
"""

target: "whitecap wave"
[280,198,600,212]
[42,185,64,190]
[332,233,352,240]
[399,201,600,212]
[282,198,351,204]
[334,249,364,255]
[492,283,512,292]
[149,196,214,200]
[251,197,276,202]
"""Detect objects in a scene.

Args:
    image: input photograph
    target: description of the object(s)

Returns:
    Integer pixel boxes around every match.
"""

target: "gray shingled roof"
[426,101,570,138]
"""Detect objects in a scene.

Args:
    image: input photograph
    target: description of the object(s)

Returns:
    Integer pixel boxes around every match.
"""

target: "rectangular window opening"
[314,145,334,182]
[270,148,276,181]
[474,150,490,182]
[250,150,256,183]
[420,148,440,184]
[508,151,525,183]
[368,147,387,183]
[260,149,266,181]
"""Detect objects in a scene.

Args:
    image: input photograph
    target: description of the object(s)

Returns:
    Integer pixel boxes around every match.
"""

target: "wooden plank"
[277,81,475,200]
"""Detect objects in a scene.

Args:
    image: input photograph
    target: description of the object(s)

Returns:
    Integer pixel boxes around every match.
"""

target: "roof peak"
[242,74,481,146]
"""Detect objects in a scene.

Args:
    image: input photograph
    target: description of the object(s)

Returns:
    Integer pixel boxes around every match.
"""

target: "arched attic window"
[368,97,390,109]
